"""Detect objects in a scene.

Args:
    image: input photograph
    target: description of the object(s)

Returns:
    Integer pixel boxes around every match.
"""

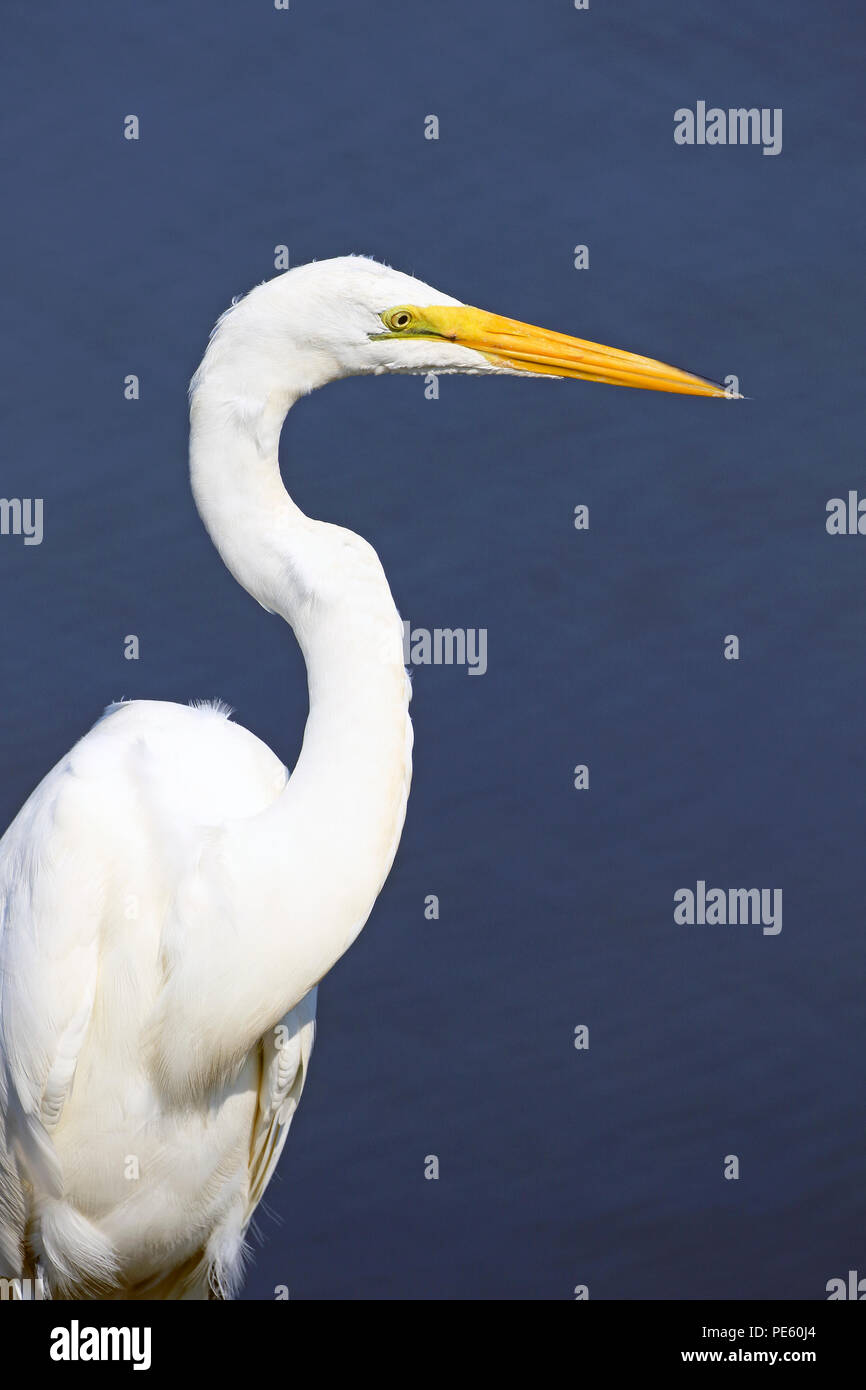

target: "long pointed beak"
[413,304,735,397]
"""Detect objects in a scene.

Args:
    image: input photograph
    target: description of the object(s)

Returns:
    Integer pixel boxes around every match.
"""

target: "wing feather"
[247,987,317,1217]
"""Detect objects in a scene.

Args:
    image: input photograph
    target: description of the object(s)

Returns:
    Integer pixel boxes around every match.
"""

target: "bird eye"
[384,308,414,332]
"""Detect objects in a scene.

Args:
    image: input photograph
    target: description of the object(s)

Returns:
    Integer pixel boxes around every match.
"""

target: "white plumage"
[1,699,323,1298]
[0,257,727,1299]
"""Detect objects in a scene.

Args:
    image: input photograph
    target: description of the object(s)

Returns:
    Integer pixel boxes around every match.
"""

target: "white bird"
[0,256,730,1300]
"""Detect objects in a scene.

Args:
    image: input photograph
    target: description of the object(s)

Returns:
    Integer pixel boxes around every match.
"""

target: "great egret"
[0,256,731,1300]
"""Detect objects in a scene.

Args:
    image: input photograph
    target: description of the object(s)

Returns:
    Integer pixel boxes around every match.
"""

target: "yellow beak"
[403,304,734,397]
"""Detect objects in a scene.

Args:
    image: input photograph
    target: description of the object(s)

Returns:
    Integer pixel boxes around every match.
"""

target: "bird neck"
[186,375,413,1060]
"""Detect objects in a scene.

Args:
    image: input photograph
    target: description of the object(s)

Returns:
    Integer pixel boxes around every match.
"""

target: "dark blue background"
[1,1,864,1299]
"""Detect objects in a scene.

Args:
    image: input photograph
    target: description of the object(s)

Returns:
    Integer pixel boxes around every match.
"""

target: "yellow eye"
[384,308,415,332]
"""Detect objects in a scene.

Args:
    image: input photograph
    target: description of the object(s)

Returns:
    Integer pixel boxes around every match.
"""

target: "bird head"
[195,256,735,403]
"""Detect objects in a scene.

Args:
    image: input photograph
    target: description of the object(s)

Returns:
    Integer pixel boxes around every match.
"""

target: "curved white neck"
[181,374,412,1080]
